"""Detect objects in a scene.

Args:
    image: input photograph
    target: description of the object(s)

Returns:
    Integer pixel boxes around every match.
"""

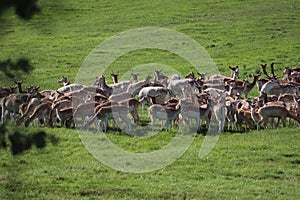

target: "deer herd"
[1,63,300,133]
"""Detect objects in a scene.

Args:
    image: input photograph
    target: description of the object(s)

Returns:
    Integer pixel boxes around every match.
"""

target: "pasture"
[0,0,299,199]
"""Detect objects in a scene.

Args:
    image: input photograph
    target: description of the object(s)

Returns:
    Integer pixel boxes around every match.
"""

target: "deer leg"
[197,117,201,132]
[151,116,155,131]
[1,106,4,123]
[103,117,109,133]
[257,118,264,130]
[120,115,131,133]
[178,116,183,131]
[219,120,224,133]
[97,120,102,132]
[274,117,281,128]
[142,102,145,115]
[205,116,210,129]
[12,107,17,122]
[281,117,286,127]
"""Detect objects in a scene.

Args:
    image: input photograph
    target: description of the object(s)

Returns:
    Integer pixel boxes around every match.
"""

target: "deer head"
[197,72,207,80]
[185,71,195,79]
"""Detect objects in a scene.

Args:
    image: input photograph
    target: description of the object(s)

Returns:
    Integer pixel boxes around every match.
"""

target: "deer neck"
[250,76,259,87]
[231,72,238,80]
[101,77,109,88]
[63,81,70,87]
[112,75,118,84]
[17,85,23,93]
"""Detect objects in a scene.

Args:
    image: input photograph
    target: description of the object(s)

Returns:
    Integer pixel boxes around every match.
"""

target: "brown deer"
[243,74,260,98]
[83,105,131,133]
[24,101,53,127]
[130,72,140,82]
[257,105,300,130]
[148,104,181,131]
[283,67,300,82]
[176,98,212,132]
[208,66,239,81]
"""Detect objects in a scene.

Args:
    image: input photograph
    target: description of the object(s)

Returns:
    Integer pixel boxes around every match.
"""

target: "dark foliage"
[0,58,34,79]
[0,0,40,20]
[0,0,58,157]
[0,124,59,156]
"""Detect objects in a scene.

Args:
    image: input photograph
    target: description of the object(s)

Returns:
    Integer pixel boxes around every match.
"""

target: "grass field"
[0,0,299,199]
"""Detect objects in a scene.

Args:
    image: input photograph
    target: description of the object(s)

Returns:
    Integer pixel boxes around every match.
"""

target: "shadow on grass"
[0,123,59,155]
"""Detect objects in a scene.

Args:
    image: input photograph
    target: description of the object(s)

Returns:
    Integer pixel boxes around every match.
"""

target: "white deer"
[138,86,174,114]
[260,79,300,96]
[127,75,151,95]
[57,76,84,93]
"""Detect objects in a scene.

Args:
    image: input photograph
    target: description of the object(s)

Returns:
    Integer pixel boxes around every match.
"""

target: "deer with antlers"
[283,67,300,82]
[260,63,300,96]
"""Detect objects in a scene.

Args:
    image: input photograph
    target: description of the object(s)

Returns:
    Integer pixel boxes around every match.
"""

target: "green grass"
[1,0,299,87]
[0,0,300,199]
[1,127,299,199]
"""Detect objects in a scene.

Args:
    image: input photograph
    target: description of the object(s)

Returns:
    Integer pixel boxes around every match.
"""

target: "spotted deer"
[148,104,181,131]
[257,104,300,130]
[24,101,53,127]
[83,105,131,133]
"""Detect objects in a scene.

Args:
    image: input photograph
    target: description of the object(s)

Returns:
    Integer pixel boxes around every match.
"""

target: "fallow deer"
[24,101,53,127]
[130,72,140,82]
[127,75,151,95]
[176,98,212,132]
[57,76,84,93]
[83,105,131,133]
[208,66,239,81]
[257,104,300,130]
[148,104,181,131]
[111,72,119,84]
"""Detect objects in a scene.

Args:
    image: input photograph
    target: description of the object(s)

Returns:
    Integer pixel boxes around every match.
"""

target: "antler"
[228,66,236,71]
[261,64,273,79]
[270,62,277,79]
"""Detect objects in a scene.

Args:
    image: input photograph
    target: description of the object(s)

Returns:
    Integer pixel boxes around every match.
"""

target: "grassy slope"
[1,127,299,199]
[0,0,299,199]
[0,0,299,87]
